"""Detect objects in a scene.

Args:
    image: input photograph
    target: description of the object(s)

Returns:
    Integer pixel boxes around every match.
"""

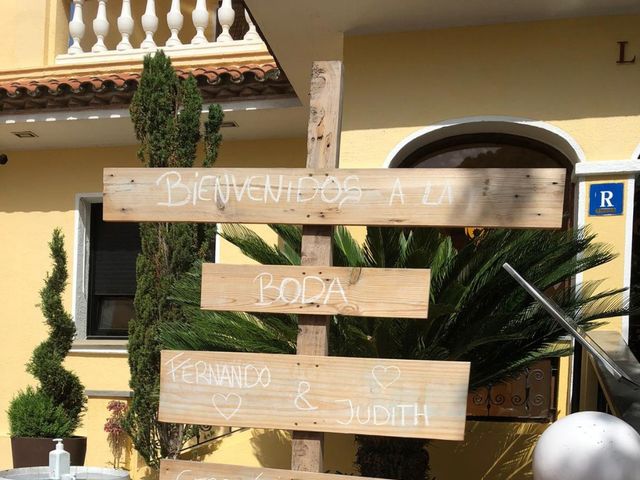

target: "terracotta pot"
[11,436,87,468]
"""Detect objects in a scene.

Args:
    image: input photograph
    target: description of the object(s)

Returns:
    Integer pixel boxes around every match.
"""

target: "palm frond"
[219,224,291,265]
[163,224,630,392]
[334,226,366,267]
[268,224,302,265]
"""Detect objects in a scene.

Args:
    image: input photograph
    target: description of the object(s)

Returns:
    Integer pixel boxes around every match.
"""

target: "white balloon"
[533,411,640,480]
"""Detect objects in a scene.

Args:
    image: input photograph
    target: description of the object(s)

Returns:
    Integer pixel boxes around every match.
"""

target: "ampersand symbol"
[294,381,318,411]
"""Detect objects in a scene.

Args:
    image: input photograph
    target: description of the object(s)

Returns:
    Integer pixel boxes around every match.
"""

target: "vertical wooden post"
[291,61,344,473]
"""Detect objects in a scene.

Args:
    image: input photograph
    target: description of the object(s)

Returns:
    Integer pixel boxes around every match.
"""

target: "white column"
[216,0,235,42]
[166,0,183,47]
[91,0,109,53]
[191,0,209,45]
[116,0,134,51]
[141,0,158,49]
[243,9,259,41]
[67,0,85,54]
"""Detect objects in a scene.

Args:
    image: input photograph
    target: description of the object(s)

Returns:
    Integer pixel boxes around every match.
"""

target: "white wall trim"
[383,115,586,168]
[214,223,222,263]
[71,193,103,339]
[1,97,300,126]
[631,142,640,161]
[574,160,640,177]
[84,389,132,398]
[622,175,636,343]
[574,178,586,306]
[569,178,588,412]
[70,348,128,355]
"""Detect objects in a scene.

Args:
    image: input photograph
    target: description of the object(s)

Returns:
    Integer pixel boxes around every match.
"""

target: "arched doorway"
[386,124,578,419]
[398,132,574,239]
[385,116,585,167]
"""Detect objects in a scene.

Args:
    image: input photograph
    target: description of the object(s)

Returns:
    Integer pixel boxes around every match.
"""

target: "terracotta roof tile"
[0,63,293,112]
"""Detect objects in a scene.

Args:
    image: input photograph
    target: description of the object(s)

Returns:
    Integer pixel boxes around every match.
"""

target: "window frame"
[72,193,102,341]
[72,194,140,340]
[86,202,140,339]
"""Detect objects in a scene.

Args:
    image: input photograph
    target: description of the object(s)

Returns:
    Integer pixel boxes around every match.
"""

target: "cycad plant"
[160,224,627,480]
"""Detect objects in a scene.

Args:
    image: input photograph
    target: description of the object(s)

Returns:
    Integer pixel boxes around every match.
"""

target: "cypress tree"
[125,51,223,468]
[9,229,86,438]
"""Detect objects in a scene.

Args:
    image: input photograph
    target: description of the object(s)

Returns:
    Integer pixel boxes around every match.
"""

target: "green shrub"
[7,229,86,438]
[8,387,74,438]
[26,229,85,430]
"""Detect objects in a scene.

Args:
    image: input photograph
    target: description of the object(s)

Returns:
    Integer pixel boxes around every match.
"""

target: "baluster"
[117,0,134,51]
[210,4,217,41]
[67,0,85,54]
[91,0,109,53]
[191,0,209,45]
[166,0,183,47]
[243,9,259,41]
[216,0,235,42]
[141,0,158,49]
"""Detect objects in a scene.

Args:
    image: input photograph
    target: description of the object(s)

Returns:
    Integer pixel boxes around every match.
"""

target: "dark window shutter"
[90,203,141,296]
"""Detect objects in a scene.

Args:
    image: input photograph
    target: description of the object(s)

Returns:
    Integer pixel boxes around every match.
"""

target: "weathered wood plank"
[201,264,430,318]
[159,351,470,441]
[291,60,345,472]
[103,167,566,228]
[160,460,389,480]
[306,61,343,172]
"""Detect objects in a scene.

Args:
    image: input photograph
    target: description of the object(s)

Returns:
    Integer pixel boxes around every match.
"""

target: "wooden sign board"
[161,460,389,480]
[201,264,430,318]
[159,351,470,440]
[104,167,565,228]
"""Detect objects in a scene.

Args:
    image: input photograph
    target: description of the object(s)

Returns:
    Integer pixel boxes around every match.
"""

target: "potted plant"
[8,229,87,467]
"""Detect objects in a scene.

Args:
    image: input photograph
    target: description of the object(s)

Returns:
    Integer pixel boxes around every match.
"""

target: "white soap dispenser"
[49,438,70,480]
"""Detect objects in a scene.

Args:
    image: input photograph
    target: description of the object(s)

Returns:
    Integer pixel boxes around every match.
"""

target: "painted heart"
[212,393,242,420]
[372,365,401,389]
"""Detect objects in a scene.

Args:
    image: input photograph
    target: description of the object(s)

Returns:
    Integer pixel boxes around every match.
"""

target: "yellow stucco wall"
[1,12,639,480]
[0,0,49,69]
[0,139,306,471]
[341,16,640,163]
[335,15,638,478]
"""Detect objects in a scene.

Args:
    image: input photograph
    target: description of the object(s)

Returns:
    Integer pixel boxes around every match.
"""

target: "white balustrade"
[191,0,209,45]
[244,9,259,41]
[116,0,134,51]
[141,0,158,49]
[61,0,262,61]
[91,0,109,53]
[217,0,235,42]
[67,0,85,54]
[166,0,183,47]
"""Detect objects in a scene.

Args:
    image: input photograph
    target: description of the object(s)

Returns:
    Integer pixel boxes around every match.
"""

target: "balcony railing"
[56,0,264,65]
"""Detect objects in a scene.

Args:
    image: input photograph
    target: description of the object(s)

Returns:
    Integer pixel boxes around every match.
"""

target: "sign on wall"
[589,183,624,216]
[159,350,470,440]
[201,264,430,318]
[103,167,566,228]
